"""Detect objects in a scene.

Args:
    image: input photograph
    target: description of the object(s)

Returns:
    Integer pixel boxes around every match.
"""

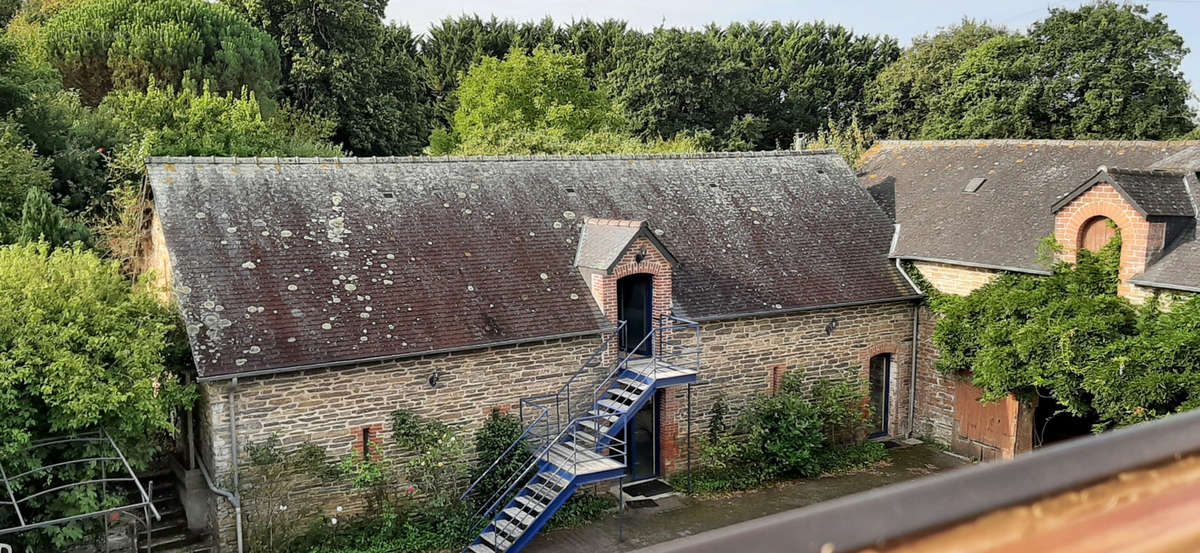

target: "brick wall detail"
[911,260,1000,297]
[1054,182,1162,302]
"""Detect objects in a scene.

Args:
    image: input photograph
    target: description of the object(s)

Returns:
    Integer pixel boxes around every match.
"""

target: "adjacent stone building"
[142,151,925,551]
[859,139,1200,460]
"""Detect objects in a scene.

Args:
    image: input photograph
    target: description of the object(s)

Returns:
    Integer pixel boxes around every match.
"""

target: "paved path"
[526,445,969,553]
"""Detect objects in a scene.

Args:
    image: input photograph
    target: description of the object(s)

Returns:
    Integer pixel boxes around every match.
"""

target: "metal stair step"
[480,531,513,551]
[607,388,642,403]
[513,495,548,513]
[596,399,629,413]
[616,377,650,391]
[585,410,621,423]
[578,418,611,432]
[502,507,539,527]
[538,471,570,489]
[468,544,496,553]
[525,482,563,504]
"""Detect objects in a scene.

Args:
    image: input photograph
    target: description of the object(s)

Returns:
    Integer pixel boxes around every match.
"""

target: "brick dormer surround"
[574,218,676,328]
[1053,169,1172,301]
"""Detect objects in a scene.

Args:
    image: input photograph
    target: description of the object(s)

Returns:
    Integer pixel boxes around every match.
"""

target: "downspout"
[190,377,244,553]
[895,258,922,438]
[229,377,243,553]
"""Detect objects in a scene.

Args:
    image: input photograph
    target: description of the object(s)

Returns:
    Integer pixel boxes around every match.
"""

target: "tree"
[100,80,341,161]
[429,47,699,155]
[920,35,1044,139]
[0,125,53,225]
[1029,2,1194,139]
[866,20,1008,139]
[0,242,194,547]
[608,29,759,148]
[38,0,281,105]
[11,91,123,214]
[14,187,91,248]
[914,3,1194,140]
[224,0,433,155]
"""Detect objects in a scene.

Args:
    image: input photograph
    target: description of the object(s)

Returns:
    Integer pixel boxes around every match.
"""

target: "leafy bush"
[678,375,886,494]
[14,187,91,248]
[0,242,194,547]
[469,409,528,507]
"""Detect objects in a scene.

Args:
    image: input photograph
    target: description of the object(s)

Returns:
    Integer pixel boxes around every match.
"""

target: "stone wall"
[657,300,925,476]
[200,299,927,551]
[201,333,605,552]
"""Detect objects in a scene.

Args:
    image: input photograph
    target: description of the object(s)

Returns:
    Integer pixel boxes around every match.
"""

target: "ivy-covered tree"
[223,0,432,155]
[38,0,281,105]
[866,20,1009,139]
[430,47,699,156]
[0,242,194,547]
[932,235,1200,431]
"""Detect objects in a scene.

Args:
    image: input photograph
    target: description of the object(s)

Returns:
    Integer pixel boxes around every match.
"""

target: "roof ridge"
[147,149,838,166]
[872,139,1200,149]
[1104,166,1191,177]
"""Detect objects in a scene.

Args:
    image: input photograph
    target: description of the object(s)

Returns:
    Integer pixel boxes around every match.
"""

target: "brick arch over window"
[1054,183,1159,298]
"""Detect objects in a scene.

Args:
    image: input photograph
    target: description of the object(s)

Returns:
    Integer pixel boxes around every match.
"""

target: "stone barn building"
[859,140,1200,461]
[141,151,927,552]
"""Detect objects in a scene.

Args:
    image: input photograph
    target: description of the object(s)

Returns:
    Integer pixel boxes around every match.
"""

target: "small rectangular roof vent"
[964,177,987,194]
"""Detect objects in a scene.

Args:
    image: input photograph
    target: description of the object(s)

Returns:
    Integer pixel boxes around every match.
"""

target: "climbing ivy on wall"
[928,236,1200,431]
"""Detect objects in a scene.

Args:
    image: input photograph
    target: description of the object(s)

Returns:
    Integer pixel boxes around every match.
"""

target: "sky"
[384,0,1200,100]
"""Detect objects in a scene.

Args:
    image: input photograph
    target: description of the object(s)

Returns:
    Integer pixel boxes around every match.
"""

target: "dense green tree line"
[0,0,1195,543]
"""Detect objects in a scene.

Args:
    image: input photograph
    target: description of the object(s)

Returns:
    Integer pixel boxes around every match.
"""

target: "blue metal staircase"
[459,316,701,553]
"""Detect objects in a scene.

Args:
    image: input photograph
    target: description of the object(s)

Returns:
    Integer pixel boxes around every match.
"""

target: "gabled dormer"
[1052,166,1196,301]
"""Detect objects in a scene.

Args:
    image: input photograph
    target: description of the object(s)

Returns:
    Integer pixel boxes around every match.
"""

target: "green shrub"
[469,409,529,507]
[679,376,886,494]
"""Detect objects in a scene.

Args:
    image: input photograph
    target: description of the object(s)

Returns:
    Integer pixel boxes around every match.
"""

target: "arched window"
[1080,216,1117,252]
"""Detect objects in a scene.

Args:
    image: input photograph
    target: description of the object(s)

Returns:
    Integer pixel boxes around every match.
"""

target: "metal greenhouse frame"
[0,430,160,551]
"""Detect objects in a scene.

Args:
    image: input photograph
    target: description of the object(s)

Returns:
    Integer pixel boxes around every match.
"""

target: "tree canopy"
[889,2,1195,140]
[38,0,281,105]
[223,0,432,155]
[429,47,700,155]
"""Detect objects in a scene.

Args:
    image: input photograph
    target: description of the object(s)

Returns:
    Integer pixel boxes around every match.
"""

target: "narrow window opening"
[361,427,371,460]
[382,191,396,199]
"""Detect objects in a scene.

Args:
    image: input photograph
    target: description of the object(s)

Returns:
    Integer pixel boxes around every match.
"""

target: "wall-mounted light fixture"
[825,318,839,336]
[428,371,441,388]
[634,247,647,264]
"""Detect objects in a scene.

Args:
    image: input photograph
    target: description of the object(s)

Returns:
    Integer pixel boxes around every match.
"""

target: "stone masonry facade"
[199,299,925,551]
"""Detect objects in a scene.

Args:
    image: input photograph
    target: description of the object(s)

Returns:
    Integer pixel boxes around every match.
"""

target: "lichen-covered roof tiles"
[149,151,914,379]
[859,140,1200,273]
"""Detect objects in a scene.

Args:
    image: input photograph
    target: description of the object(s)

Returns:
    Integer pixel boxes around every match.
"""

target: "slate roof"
[149,152,915,379]
[1052,167,1195,217]
[574,218,676,271]
[859,140,1200,273]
